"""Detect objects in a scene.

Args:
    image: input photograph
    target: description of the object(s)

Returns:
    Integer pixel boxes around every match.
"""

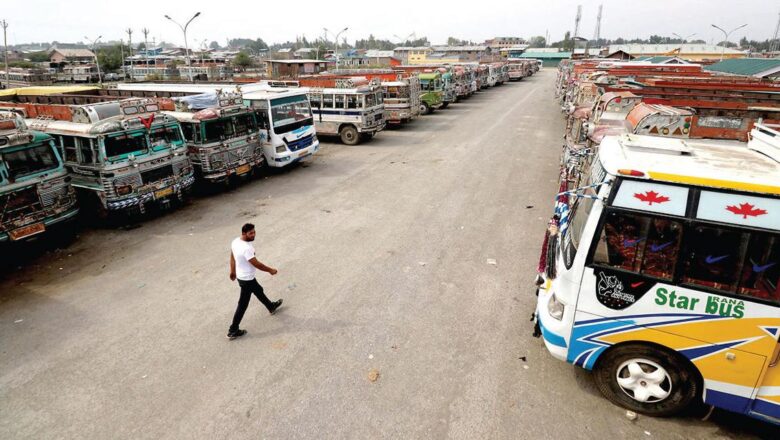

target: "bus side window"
[309,95,321,110]
[682,225,749,293]
[60,135,78,163]
[347,95,358,109]
[181,122,197,142]
[334,94,345,109]
[323,94,334,109]
[254,112,269,131]
[79,138,95,164]
[592,210,684,281]
[737,233,780,302]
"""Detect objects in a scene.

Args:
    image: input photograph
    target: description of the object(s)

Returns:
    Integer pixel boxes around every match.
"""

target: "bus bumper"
[0,206,80,242]
[269,139,320,167]
[106,175,195,211]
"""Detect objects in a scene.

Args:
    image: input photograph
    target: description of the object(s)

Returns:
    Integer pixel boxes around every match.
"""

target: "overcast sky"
[2,0,777,47]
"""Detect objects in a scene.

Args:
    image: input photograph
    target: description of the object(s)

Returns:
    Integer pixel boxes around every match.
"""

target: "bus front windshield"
[270,95,313,135]
[104,132,148,159]
[149,124,183,148]
[2,142,60,180]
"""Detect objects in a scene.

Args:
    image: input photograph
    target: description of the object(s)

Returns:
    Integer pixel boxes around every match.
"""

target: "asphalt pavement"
[1,69,778,439]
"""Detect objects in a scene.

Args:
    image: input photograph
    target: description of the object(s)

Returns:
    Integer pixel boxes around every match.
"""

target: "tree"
[137,42,146,52]
[528,36,546,48]
[28,51,50,62]
[209,41,220,50]
[232,51,254,70]
[96,44,127,72]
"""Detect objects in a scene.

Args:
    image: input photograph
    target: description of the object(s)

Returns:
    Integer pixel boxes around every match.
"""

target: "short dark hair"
[241,223,255,234]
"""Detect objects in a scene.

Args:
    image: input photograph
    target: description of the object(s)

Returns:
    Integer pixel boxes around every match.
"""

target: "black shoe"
[227,329,247,340]
[269,299,283,315]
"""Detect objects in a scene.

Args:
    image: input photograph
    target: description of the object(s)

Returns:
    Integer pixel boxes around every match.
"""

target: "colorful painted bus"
[0,111,78,241]
[535,126,780,423]
[2,99,195,217]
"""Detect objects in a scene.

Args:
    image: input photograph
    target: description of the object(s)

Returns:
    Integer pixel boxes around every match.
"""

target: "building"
[516,50,572,67]
[122,56,180,81]
[393,47,433,64]
[632,56,691,65]
[430,46,494,62]
[485,37,526,50]
[704,58,780,79]
[364,50,401,67]
[294,48,317,59]
[48,48,96,64]
[606,44,746,61]
[266,59,328,78]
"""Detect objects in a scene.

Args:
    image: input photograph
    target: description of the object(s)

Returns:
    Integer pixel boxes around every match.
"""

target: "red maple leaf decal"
[634,191,670,205]
[726,203,768,219]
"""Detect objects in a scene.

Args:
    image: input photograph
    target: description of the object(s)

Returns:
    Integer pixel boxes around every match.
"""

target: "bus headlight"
[548,293,565,321]
[276,145,287,153]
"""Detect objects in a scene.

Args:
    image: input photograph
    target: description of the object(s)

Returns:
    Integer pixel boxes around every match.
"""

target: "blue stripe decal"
[678,339,751,361]
[751,399,780,420]
[539,319,567,348]
[704,389,751,414]
[576,313,719,326]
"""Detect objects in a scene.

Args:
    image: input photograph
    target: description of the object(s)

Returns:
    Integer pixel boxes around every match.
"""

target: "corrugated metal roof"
[704,58,780,77]
[50,48,95,58]
[608,44,744,56]
[518,52,572,59]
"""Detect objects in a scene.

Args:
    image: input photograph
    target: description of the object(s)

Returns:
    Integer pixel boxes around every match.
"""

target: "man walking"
[228,223,283,339]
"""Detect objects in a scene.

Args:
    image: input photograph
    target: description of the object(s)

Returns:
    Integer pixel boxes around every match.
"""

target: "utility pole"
[1,20,9,89]
[573,5,582,39]
[770,12,780,54]
[85,35,103,86]
[593,4,603,42]
[126,28,133,79]
[142,27,150,75]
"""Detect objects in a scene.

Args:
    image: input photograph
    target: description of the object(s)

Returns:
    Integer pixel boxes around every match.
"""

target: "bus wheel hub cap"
[616,359,671,403]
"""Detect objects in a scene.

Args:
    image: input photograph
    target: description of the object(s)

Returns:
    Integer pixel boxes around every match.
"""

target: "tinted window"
[104,133,148,158]
[347,95,359,109]
[334,95,345,109]
[323,94,334,108]
[2,143,60,179]
[593,210,683,282]
[180,123,199,143]
[737,233,780,302]
[203,119,235,142]
[682,225,748,293]
[150,125,183,147]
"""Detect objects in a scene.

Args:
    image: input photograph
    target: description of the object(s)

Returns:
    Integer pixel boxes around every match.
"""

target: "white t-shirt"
[231,237,256,281]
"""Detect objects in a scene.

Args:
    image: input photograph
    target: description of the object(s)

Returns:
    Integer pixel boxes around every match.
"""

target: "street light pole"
[672,32,697,43]
[165,12,201,82]
[1,20,9,89]
[85,35,103,86]
[324,27,348,70]
[711,23,747,61]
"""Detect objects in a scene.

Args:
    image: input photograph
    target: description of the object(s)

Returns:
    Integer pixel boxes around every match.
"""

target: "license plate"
[298,151,310,159]
[9,222,46,241]
[236,164,251,175]
[154,187,174,199]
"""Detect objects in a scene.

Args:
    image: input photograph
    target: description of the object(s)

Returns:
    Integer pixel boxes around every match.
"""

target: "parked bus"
[418,72,444,115]
[301,78,385,145]
[1,99,195,217]
[535,126,780,423]
[0,111,79,241]
[116,82,320,167]
[381,79,421,124]
[166,91,264,182]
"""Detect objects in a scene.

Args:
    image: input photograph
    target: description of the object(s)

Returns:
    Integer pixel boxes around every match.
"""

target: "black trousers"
[230,278,273,332]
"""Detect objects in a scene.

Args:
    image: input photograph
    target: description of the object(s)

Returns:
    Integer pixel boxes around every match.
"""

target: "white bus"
[304,83,386,145]
[116,82,319,168]
[535,126,780,422]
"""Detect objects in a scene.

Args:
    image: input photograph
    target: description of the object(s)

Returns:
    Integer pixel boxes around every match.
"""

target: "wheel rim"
[616,358,672,403]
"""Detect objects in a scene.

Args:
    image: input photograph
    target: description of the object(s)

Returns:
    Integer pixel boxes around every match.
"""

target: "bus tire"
[593,343,700,417]
[440,102,449,109]
[339,125,360,145]
[420,103,432,115]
